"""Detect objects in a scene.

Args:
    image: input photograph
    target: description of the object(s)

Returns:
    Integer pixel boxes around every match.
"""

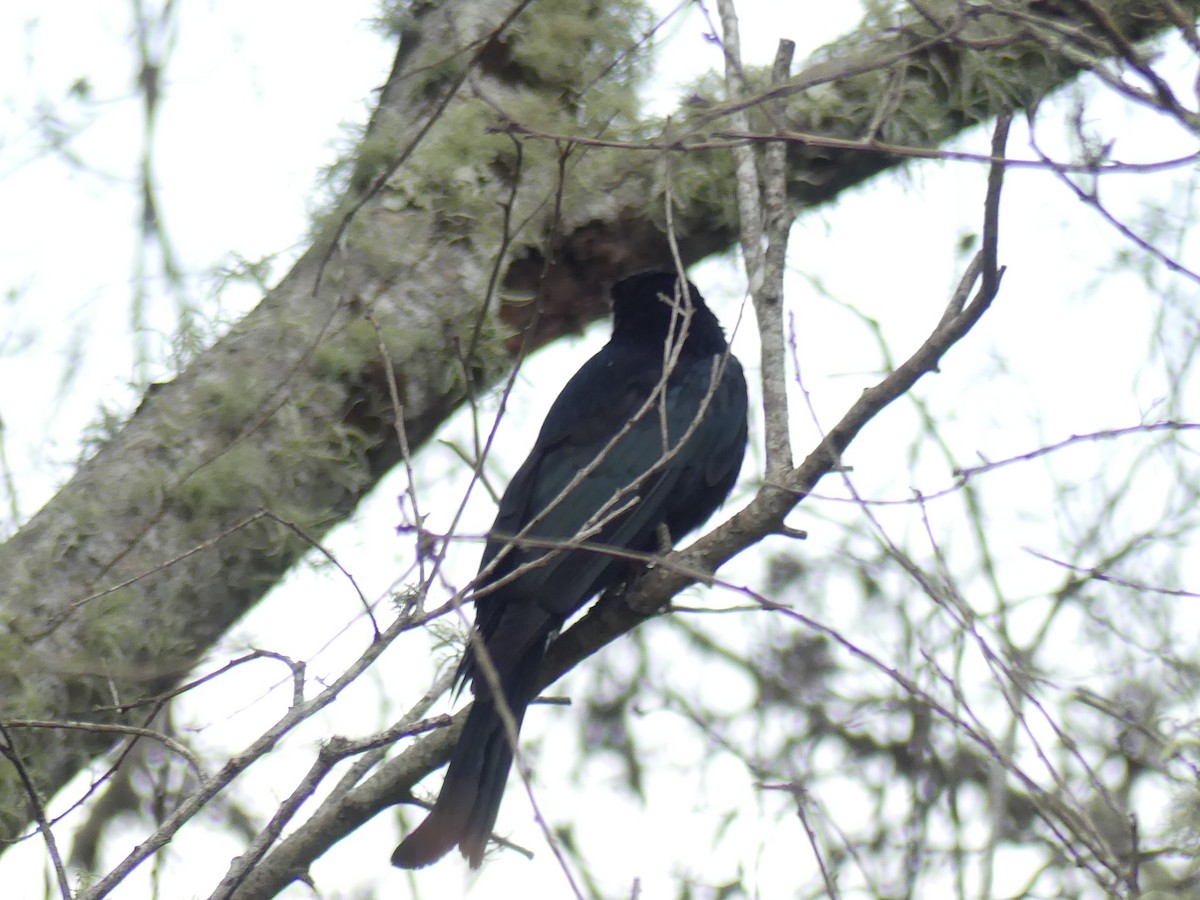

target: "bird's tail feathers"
[391,636,546,869]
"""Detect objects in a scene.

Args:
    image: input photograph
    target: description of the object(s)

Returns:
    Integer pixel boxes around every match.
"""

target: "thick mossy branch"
[662,0,1199,214]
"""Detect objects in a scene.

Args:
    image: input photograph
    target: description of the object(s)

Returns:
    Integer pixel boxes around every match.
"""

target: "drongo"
[392,269,748,868]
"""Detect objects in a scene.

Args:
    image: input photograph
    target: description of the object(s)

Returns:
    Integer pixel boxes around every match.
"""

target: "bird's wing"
[476,346,730,623]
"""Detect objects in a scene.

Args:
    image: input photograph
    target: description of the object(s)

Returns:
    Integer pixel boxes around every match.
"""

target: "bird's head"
[609,269,727,355]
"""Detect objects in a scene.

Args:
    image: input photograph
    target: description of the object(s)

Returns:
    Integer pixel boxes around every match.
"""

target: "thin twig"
[3,720,203,779]
[78,603,426,900]
[0,723,70,900]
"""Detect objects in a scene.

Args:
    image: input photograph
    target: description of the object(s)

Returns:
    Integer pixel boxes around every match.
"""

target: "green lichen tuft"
[176,443,277,523]
[75,586,140,661]
[194,373,272,436]
[315,318,382,380]
[337,0,653,257]
[501,0,651,109]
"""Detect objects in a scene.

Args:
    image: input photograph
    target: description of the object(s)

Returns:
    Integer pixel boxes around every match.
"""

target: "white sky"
[1,2,1197,898]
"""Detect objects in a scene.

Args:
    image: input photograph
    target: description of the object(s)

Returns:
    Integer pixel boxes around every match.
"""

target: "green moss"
[503,0,651,97]
[315,318,381,380]
[193,374,269,435]
[381,99,517,222]
[287,420,376,502]
[176,443,276,521]
[655,142,739,234]
[76,586,139,659]
[336,0,653,254]
[345,206,437,279]
[0,626,26,669]
[370,0,429,41]
[353,112,415,195]
[76,401,133,460]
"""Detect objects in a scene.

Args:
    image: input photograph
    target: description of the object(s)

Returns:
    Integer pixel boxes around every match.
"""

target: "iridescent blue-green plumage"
[392,270,748,868]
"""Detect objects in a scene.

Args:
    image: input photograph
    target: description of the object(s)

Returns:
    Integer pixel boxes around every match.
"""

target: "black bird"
[391,270,748,868]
